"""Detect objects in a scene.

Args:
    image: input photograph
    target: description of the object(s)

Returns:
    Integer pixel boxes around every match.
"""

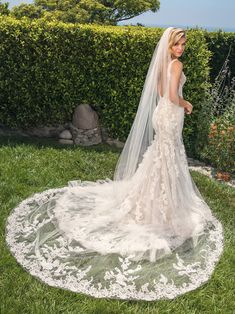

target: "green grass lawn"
[0,135,234,314]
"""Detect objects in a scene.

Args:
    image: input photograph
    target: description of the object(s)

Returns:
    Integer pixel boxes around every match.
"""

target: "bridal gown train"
[5,63,223,301]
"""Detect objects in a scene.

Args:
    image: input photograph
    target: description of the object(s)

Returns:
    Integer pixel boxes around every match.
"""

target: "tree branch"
[116,14,141,22]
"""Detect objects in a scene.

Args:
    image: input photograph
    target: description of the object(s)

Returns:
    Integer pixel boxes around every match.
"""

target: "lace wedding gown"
[5,60,223,301]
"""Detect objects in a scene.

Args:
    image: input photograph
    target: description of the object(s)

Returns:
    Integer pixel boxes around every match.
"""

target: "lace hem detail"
[5,182,224,301]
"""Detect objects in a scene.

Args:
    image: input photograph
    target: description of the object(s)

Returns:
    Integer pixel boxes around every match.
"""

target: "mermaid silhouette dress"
[5,59,223,301]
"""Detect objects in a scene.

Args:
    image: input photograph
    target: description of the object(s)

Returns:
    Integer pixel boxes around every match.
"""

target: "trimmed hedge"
[0,16,211,154]
[205,30,235,81]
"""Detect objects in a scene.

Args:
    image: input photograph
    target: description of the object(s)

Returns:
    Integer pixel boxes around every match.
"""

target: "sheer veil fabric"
[5,27,223,301]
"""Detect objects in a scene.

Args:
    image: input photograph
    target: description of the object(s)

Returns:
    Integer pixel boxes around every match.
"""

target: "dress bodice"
[180,71,186,86]
[179,71,186,97]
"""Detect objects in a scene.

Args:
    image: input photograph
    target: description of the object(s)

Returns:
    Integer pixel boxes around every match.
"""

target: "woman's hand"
[184,101,193,114]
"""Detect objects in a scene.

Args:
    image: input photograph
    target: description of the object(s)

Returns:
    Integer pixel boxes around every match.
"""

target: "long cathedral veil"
[113,27,173,181]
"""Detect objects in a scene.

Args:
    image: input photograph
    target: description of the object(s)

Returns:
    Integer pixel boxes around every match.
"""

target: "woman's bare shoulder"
[171,59,183,74]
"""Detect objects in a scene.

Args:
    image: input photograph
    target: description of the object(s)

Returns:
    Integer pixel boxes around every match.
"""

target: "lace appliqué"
[6,185,223,301]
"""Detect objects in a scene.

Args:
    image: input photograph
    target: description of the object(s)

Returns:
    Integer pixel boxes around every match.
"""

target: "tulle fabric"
[5,62,223,300]
[113,27,173,181]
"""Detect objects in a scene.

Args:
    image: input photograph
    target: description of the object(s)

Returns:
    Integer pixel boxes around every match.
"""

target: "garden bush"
[0,16,211,155]
[204,30,235,81]
[195,56,235,174]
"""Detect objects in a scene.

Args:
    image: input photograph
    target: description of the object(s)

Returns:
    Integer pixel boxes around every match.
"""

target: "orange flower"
[215,171,231,182]
[211,123,217,130]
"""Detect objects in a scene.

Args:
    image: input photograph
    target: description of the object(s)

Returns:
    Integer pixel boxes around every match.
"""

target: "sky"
[5,0,235,32]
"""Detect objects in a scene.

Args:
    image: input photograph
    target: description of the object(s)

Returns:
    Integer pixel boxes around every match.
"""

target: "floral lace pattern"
[5,68,224,300]
[5,184,223,300]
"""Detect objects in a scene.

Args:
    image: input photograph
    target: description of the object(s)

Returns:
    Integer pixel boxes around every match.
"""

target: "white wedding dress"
[5,60,223,301]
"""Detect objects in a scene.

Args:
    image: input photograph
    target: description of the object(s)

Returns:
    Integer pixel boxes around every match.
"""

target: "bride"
[6,27,223,301]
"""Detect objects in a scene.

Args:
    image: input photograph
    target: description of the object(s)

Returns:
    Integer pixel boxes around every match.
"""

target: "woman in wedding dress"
[5,27,223,301]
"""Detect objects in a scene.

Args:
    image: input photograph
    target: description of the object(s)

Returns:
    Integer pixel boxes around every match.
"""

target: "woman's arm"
[169,60,193,114]
[179,97,193,114]
[179,96,188,107]
[168,59,182,105]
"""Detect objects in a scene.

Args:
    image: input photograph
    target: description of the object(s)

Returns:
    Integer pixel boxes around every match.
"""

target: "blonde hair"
[168,28,186,52]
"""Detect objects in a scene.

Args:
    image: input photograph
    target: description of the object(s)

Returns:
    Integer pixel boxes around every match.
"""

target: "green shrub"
[204,112,235,174]
[195,56,235,174]
[0,16,211,154]
[205,30,235,81]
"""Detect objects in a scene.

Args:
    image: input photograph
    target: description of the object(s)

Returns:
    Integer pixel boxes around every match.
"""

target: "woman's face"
[170,36,186,59]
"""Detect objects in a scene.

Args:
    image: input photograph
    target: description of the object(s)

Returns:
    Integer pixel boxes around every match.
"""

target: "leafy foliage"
[8,0,160,25]
[195,55,235,174]
[0,17,211,154]
[0,1,10,15]
[205,30,235,81]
